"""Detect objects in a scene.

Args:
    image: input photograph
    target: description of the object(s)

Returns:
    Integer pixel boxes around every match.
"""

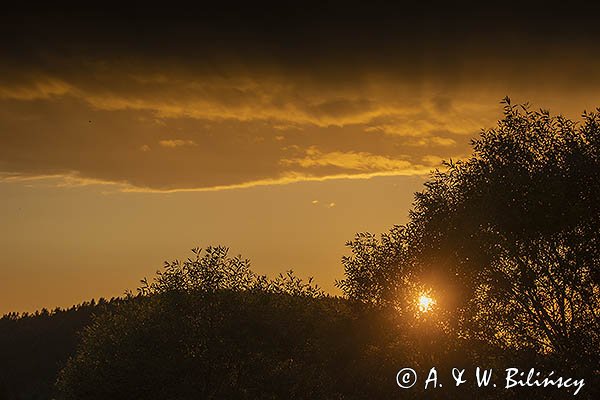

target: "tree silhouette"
[138,245,324,297]
[339,98,600,365]
[57,247,351,400]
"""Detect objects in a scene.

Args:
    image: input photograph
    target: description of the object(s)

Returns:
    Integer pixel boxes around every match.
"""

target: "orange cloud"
[280,146,431,173]
[1,59,598,191]
[158,139,197,148]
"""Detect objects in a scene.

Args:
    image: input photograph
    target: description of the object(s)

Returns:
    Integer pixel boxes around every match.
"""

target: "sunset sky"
[2,3,600,314]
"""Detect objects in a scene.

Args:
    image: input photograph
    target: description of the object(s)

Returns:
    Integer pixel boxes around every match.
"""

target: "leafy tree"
[339,98,600,365]
[57,246,352,400]
[139,245,323,298]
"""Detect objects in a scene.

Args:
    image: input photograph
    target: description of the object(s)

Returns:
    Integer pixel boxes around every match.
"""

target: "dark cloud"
[2,2,600,71]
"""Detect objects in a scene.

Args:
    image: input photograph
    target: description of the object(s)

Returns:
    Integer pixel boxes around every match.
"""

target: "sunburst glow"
[418,294,435,312]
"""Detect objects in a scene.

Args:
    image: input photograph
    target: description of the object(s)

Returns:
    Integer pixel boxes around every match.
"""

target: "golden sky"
[1,3,600,313]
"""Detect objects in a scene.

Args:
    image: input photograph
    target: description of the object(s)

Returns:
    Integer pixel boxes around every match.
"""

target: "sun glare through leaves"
[418,294,435,313]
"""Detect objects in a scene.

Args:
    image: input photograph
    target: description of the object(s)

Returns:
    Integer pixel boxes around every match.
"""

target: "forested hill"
[0,298,121,400]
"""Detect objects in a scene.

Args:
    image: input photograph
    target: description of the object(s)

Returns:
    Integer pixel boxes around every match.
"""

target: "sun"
[418,294,435,312]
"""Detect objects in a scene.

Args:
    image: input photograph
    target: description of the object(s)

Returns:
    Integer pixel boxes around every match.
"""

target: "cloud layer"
[1,4,600,191]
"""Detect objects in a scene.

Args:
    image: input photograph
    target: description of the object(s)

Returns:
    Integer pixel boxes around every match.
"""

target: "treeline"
[0,298,122,400]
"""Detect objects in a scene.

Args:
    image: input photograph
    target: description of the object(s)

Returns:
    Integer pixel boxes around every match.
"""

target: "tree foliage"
[339,98,600,364]
[139,245,324,298]
[56,246,342,399]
